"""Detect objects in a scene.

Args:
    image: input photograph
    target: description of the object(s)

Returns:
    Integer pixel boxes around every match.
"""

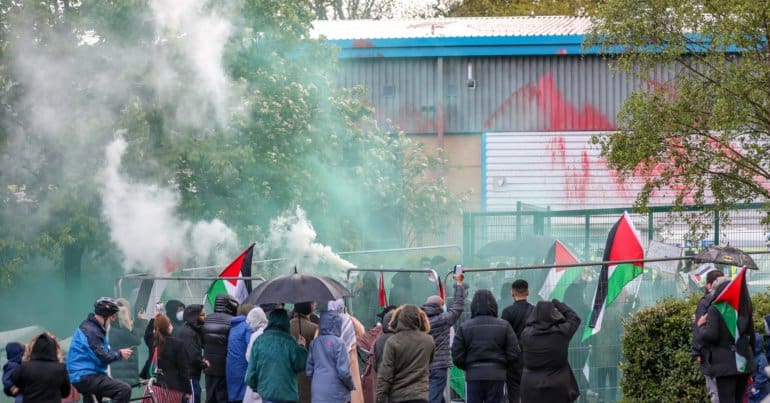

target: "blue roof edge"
[325,35,600,58]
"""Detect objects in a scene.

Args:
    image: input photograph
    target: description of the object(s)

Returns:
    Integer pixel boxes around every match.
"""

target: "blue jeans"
[466,380,505,403]
[191,378,201,403]
[428,368,448,403]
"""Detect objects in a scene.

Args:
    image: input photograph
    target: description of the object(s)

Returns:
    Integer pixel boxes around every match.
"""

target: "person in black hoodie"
[452,289,519,403]
[153,315,192,399]
[178,304,208,403]
[11,332,71,403]
[166,299,187,337]
[202,294,238,403]
[519,299,581,403]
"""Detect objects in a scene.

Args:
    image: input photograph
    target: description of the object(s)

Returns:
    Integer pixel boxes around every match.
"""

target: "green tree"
[0,0,467,289]
[450,0,598,17]
[588,0,770,220]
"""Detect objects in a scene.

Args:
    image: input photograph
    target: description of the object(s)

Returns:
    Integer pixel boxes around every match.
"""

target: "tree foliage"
[0,0,466,286]
[622,291,770,401]
[588,0,770,219]
[449,0,598,17]
[311,0,460,19]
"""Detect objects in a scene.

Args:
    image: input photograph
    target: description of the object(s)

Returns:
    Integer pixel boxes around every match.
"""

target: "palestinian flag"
[134,254,180,315]
[712,266,752,371]
[538,240,582,301]
[206,243,254,307]
[583,212,644,341]
[378,271,388,307]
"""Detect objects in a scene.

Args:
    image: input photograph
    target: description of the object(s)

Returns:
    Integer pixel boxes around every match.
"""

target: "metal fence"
[457,203,770,402]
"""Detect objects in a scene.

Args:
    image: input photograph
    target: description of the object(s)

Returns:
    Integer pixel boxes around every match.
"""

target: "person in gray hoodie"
[306,311,355,403]
[421,273,465,403]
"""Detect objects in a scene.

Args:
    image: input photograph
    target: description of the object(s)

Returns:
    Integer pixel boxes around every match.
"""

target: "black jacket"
[374,311,396,372]
[501,299,534,339]
[11,334,70,403]
[202,295,238,376]
[692,291,714,374]
[178,304,207,379]
[519,300,581,403]
[157,336,192,393]
[699,282,755,378]
[451,289,519,381]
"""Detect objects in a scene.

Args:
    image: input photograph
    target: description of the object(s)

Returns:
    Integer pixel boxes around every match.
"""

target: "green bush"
[620,292,770,402]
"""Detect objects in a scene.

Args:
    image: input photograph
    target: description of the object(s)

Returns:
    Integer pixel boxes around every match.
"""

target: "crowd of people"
[0,271,602,403]
[12,266,765,403]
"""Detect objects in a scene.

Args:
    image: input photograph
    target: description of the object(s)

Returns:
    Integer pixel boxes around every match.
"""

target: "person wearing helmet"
[66,297,133,403]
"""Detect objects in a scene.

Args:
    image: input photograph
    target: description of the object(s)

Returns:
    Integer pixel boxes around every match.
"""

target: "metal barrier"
[442,251,770,402]
[115,273,266,313]
[345,268,441,329]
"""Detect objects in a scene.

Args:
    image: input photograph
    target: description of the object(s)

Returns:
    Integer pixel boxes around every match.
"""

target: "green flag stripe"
[551,268,583,301]
[207,280,227,308]
[606,263,643,306]
[714,301,738,341]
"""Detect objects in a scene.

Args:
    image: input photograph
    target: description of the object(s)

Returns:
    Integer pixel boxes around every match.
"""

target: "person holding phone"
[421,268,465,403]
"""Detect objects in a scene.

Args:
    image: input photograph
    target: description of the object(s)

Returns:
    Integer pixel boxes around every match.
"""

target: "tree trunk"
[62,243,84,288]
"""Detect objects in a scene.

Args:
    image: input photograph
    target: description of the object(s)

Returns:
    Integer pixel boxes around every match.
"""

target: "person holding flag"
[697,268,755,403]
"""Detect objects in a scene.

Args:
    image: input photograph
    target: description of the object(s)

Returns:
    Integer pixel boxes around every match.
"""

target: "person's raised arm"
[443,274,466,325]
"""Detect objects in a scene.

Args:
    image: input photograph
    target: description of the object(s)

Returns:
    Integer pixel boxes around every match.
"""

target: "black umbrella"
[475,236,557,259]
[243,269,351,305]
[693,245,759,270]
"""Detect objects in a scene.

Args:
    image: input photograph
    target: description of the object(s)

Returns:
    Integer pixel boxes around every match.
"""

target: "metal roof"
[311,17,596,58]
[311,16,592,40]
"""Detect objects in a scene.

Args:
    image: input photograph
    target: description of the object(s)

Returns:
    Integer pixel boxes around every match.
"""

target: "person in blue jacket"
[2,342,24,403]
[66,297,133,403]
[227,303,255,403]
[306,311,355,403]
[749,332,770,403]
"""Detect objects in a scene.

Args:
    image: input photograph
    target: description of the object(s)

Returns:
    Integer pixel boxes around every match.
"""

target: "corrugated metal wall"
[336,55,675,133]
[483,131,669,211]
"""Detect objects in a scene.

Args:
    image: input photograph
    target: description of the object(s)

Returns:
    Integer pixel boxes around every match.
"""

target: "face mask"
[176,311,184,322]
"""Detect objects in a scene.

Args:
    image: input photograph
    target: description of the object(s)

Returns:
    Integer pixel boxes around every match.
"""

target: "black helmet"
[94,297,120,317]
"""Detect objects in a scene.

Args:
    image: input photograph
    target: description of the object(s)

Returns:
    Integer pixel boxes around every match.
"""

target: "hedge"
[620,291,770,402]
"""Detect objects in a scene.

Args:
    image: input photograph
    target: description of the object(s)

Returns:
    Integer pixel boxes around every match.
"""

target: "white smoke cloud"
[258,206,356,278]
[150,0,233,125]
[100,136,239,274]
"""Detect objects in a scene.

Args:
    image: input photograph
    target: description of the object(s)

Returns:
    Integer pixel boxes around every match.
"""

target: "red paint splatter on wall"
[563,151,591,203]
[483,73,615,131]
[483,84,540,130]
[546,136,567,166]
[537,74,615,131]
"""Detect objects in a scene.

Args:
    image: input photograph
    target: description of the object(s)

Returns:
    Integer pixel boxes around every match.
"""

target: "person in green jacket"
[245,308,308,403]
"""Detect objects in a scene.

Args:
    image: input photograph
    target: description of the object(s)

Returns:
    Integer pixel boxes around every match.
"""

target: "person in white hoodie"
[243,307,268,403]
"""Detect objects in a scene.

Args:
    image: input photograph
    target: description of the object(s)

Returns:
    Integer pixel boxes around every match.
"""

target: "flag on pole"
[438,280,446,302]
[378,271,388,307]
[583,212,644,341]
[206,243,255,307]
[539,240,582,301]
[711,266,752,371]
[135,254,180,315]
[691,262,717,286]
